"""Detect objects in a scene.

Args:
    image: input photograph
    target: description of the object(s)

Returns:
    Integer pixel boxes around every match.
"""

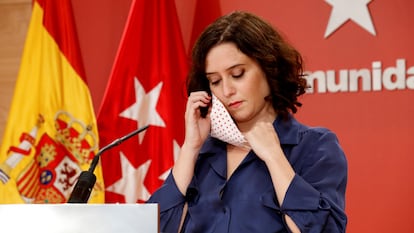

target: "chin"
[232,114,249,124]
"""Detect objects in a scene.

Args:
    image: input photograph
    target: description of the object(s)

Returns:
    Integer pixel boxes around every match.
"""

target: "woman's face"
[205,42,276,127]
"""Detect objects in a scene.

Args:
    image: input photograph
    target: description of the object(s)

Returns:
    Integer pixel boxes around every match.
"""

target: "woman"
[148,11,347,233]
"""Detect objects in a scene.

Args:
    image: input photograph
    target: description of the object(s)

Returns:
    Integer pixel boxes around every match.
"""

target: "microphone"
[68,125,149,203]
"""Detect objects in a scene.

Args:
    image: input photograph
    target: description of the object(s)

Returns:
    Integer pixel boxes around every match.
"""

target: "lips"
[228,101,243,108]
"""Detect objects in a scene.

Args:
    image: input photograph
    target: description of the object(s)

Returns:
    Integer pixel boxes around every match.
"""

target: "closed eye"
[232,70,244,78]
[210,79,220,86]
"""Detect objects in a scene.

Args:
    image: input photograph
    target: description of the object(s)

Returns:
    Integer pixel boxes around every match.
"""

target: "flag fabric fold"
[0,0,104,203]
[188,0,222,55]
[97,0,188,203]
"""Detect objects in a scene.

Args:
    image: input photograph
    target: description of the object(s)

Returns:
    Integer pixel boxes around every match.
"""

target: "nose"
[222,78,235,97]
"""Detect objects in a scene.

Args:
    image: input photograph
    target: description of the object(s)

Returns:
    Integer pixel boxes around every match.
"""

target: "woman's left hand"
[243,121,284,162]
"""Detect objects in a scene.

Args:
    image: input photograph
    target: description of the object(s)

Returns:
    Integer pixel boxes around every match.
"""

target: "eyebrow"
[205,63,245,76]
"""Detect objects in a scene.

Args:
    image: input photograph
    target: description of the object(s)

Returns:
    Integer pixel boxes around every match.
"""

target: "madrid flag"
[0,0,104,203]
[97,0,188,203]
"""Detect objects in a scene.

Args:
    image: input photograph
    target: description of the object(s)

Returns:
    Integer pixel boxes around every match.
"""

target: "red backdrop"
[72,0,414,232]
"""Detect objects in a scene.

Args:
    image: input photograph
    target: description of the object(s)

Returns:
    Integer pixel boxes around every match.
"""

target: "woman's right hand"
[172,91,211,195]
[183,91,212,151]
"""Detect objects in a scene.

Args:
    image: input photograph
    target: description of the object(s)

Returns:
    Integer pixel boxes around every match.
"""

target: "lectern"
[0,203,159,233]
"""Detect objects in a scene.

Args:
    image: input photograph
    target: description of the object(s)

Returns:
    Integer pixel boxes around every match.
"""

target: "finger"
[188,91,211,103]
[187,93,211,110]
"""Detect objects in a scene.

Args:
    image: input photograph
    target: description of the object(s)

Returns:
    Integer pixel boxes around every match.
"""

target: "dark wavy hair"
[187,11,308,120]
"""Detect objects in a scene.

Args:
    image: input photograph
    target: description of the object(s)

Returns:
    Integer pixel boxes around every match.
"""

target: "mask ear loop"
[209,95,250,148]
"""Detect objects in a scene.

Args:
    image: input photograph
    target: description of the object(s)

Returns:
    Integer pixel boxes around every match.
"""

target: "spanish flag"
[0,0,104,203]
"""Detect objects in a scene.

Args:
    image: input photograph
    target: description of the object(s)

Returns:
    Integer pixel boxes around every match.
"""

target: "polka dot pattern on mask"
[210,95,248,147]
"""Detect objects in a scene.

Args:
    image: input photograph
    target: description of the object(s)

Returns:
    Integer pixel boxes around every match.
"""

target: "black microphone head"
[67,171,96,203]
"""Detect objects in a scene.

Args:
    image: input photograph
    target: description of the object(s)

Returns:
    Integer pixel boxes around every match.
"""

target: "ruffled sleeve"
[281,128,348,232]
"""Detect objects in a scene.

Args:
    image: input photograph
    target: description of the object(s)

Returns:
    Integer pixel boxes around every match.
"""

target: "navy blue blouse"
[148,116,348,232]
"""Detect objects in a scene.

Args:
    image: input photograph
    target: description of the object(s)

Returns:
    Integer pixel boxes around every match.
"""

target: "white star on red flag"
[119,78,165,144]
[325,0,376,38]
[105,152,151,203]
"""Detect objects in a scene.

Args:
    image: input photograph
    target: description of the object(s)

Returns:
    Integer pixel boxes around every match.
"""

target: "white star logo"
[120,78,166,144]
[324,0,376,38]
[105,152,151,203]
[158,140,181,181]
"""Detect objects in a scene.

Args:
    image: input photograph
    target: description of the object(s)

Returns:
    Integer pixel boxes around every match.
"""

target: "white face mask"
[209,95,249,148]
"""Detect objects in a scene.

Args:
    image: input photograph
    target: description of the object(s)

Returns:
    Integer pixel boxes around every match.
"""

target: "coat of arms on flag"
[1,112,99,203]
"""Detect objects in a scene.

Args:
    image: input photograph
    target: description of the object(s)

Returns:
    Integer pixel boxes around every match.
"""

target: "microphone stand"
[68,125,149,203]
